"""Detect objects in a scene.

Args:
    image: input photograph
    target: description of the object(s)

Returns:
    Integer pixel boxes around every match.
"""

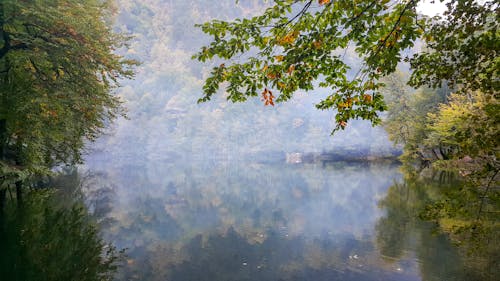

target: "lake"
[75,157,475,281]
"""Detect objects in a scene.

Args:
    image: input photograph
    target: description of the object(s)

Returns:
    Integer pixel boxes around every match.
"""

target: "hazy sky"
[417,0,448,17]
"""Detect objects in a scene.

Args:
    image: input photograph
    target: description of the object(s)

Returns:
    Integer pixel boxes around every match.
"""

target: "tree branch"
[476,168,499,220]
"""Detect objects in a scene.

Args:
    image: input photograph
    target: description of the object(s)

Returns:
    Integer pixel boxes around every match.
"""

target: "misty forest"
[0,0,498,280]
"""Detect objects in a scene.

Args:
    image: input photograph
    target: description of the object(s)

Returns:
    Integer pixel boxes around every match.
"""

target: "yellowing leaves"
[318,0,331,5]
[266,72,277,79]
[363,94,372,102]
[312,40,322,49]
[263,64,280,80]
[67,27,77,37]
[278,31,299,46]
[400,16,412,24]
[337,97,353,109]
[40,103,59,119]
[346,97,353,107]
[261,88,275,106]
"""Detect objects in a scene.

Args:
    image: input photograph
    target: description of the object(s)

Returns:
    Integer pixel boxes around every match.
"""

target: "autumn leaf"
[278,31,299,46]
[363,94,372,102]
[346,97,353,107]
[261,88,275,106]
[68,27,77,36]
[318,0,331,5]
[261,88,268,103]
[267,72,277,79]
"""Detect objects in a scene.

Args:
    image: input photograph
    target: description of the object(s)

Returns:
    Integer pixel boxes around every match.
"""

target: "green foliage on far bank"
[382,74,499,272]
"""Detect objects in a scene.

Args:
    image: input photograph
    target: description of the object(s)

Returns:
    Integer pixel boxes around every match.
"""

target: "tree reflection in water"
[376,169,499,281]
[0,185,122,281]
[17,163,497,280]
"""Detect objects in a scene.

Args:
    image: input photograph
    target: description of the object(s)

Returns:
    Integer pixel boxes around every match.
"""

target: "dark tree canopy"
[193,0,498,132]
[0,0,136,183]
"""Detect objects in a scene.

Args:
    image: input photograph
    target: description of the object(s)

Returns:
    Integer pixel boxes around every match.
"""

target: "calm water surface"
[80,158,470,281]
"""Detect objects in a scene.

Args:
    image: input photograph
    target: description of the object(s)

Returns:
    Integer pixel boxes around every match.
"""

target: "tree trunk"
[439,145,449,160]
[0,118,5,222]
[15,181,22,207]
[0,119,5,160]
[0,189,4,233]
[0,189,5,217]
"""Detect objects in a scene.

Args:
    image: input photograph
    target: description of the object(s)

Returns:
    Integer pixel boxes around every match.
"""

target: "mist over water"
[76,1,468,280]
[79,159,471,281]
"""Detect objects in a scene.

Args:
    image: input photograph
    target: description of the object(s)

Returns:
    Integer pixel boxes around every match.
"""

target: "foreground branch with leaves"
[194,0,498,132]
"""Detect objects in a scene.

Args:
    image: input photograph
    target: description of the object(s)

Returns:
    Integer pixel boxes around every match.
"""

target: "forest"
[0,0,498,280]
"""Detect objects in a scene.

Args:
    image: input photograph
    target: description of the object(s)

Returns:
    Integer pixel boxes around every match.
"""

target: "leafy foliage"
[0,0,136,184]
[408,0,499,96]
[382,73,450,162]
[426,91,499,163]
[194,0,498,133]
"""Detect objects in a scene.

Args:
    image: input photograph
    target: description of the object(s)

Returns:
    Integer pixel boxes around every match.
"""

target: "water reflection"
[73,160,494,280]
[82,161,396,280]
[376,172,499,281]
[164,228,417,281]
[0,186,121,281]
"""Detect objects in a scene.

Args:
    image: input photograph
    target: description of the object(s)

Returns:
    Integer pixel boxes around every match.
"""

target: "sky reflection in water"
[78,159,468,281]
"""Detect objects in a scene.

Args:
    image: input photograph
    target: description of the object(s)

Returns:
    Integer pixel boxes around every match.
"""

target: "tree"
[193,0,498,132]
[0,0,136,196]
[426,91,499,167]
[382,74,450,163]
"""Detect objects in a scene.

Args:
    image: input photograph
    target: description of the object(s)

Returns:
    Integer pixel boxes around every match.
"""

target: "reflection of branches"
[78,170,117,226]
[476,168,499,221]
[0,190,123,279]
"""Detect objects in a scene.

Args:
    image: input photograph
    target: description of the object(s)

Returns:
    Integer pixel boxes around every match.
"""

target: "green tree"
[382,75,450,163]
[426,91,499,169]
[193,0,498,132]
[0,0,136,197]
[423,91,499,249]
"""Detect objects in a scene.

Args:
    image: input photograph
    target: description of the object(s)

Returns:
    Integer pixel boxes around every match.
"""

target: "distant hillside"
[87,0,398,164]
